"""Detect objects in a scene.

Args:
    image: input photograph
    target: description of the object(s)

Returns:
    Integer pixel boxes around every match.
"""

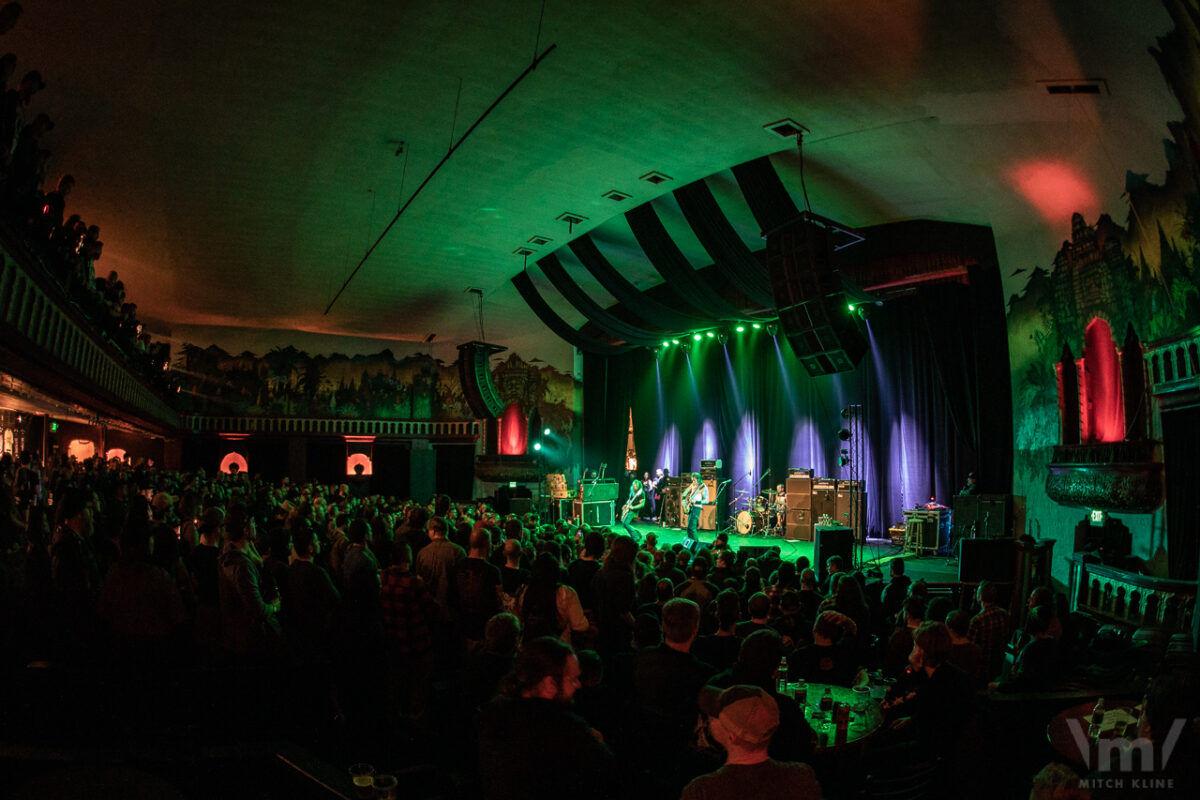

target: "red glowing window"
[220,452,249,475]
[346,453,373,476]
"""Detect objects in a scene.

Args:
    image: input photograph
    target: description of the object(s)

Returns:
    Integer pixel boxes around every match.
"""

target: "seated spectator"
[676,557,719,615]
[883,622,973,759]
[821,554,845,593]
[694,588,743,671]
[883,596,925,678]
[793,610,861,686]
[945,609,984,687]
[685,685,822,800]
[880,558,912,621]
[633,597,717,750]
[478,637,618,800]
[796,568,823,620]
[969,580,1011,683]
[771,590,810,649]
[707,629,816,764]
[736,592,772,638]
[925,595,954,625]
[1028,763,1088,800]
[31,172,72,241]
[991,606,1063,693]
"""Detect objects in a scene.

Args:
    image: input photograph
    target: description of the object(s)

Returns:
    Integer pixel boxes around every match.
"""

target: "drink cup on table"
[349,764,374,800]
[373,773,398,800]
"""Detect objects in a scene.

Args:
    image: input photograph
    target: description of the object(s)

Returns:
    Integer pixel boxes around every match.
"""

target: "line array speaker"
[765,217,867,376]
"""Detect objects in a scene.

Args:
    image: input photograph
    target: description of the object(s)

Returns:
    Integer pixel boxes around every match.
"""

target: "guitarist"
[620,478,645,540]
[681,472,708,553]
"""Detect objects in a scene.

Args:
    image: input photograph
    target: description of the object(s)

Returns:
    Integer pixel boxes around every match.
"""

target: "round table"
[785,682,885,751]
[1046,698,1142,765]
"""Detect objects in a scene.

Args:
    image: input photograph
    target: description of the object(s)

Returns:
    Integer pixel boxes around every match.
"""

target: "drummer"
[771,483,787,531]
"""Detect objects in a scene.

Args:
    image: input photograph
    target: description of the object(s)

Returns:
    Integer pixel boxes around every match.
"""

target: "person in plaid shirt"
[381,541,436,723]
[967,580,1010,682]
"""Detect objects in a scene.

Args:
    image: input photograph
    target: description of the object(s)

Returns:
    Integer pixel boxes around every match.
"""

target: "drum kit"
[732,489,785,536]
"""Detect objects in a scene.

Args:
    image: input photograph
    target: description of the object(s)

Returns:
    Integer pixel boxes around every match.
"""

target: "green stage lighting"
[735,325,745,332]
[663,340,670,347]
[705,331,715,338]
[848,302,856,313]
[533,442,542,451]
[752,323,762,329]
[543,427,551,436]
[671,339,680,345]
[693,333,702,341]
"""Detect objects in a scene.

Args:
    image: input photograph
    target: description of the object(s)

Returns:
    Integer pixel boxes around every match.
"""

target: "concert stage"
[623,519,960,584]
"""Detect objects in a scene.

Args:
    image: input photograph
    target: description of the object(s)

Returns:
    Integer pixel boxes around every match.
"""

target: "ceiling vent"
[1039,78,1109,95]
[556,211,588,234]
[602,189,631,201]
[763,118,810,139]
[527,234,552,246]
[640,171,672,185]
[513,246,535,256]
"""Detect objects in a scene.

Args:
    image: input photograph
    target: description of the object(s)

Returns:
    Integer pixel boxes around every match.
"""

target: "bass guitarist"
[620,477,645,541]
[681,472,708,552]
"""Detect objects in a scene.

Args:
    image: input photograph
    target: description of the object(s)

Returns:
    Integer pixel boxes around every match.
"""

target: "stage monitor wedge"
[765,215,867,375]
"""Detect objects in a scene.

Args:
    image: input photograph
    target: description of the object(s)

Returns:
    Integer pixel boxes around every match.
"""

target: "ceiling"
[5,0,1182,368]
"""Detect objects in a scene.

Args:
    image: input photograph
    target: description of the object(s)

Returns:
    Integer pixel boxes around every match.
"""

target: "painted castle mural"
[1007,0,1200,580]
[172,344,577,434]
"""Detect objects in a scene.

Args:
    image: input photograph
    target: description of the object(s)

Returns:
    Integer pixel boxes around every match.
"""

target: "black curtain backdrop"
[582,282,1012,536]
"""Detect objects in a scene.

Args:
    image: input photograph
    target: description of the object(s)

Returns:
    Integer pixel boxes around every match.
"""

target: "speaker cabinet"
[785,470,814,540]
[958,538,1017,583]
[679,478,717,531]
[952,494,1012,540]
[814,526,854,584]
[456,341,506,418]
[765,217,867,376]
[582,500,614,527]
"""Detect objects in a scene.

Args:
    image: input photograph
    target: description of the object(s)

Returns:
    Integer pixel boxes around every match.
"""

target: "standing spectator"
[566,530,603,613]
[455,524,503,647]
[380,542,436,724]
[285,525,340,661]
[880,558,912,621]
[516,551,589,643]
[633,598,716,750]
[97,516,186,660]
[676,558,719,615]
[0,3,21,36]
[414,515,464,608]
[968,580,1010,682]
[217,503,281,659]
[498,537,529,611]
[340,519,382,652]
[686,685,823,800]
[187,507,224,650]
[591,534,638,655]
[0,69,43,168]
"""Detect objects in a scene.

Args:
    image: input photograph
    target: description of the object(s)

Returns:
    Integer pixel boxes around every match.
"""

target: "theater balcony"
[0,231,178,450]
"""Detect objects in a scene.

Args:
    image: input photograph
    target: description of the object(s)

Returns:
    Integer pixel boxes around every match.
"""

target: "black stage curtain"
[582,282,1011,537]
[1162,406,1200,581]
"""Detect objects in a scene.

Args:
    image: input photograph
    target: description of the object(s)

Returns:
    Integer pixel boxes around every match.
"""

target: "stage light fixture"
[841,407,851,419]
[543,427,552,436]
[735,325,745,332]
[672,339,680,345]
[839,454,851,467]
[693,333,702,341]
[838,428,852,441]
[848,302,856,313]
[706,331,715,339]
[766,323,778,337]
[717,332,729,345]
[752,323,762,329]
[533,442,542,451]
[663,340,671,347]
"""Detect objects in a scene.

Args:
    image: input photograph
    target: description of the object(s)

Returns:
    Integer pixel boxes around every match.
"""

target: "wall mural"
[172,344,577,434]
[1006,0,1200,580]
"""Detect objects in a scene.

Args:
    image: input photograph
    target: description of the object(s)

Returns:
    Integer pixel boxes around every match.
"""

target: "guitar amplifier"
[581,500,614,527]
[579,478,619,502]
[785,468,813,541]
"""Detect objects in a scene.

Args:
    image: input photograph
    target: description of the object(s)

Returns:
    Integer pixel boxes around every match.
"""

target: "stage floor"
[624,519,961,584]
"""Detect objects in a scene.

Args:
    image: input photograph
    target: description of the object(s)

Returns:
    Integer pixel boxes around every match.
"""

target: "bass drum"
[735,510,754,534]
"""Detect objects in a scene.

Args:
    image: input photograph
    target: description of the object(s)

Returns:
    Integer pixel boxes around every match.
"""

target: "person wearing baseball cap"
[683,684,822,799]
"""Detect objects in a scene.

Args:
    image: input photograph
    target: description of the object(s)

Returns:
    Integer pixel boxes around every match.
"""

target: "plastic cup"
[349,764,374,800]
[373,773,398,800]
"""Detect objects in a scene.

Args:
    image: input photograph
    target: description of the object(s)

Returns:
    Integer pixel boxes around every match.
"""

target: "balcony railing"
[1068,554,1195,634]
[0,238,178,431]
[186,415,479,440]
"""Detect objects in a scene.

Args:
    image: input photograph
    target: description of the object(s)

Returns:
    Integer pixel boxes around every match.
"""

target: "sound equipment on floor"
[786,468,813,541]
[765,215,867,376]
[952,494,1012,540]
[958,537,1018,583]
[814,525,854,584]
[660,477,687,528]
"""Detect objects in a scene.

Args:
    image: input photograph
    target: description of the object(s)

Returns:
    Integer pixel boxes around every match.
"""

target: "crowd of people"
[0,452,1197,798]
[0,3,170,383]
